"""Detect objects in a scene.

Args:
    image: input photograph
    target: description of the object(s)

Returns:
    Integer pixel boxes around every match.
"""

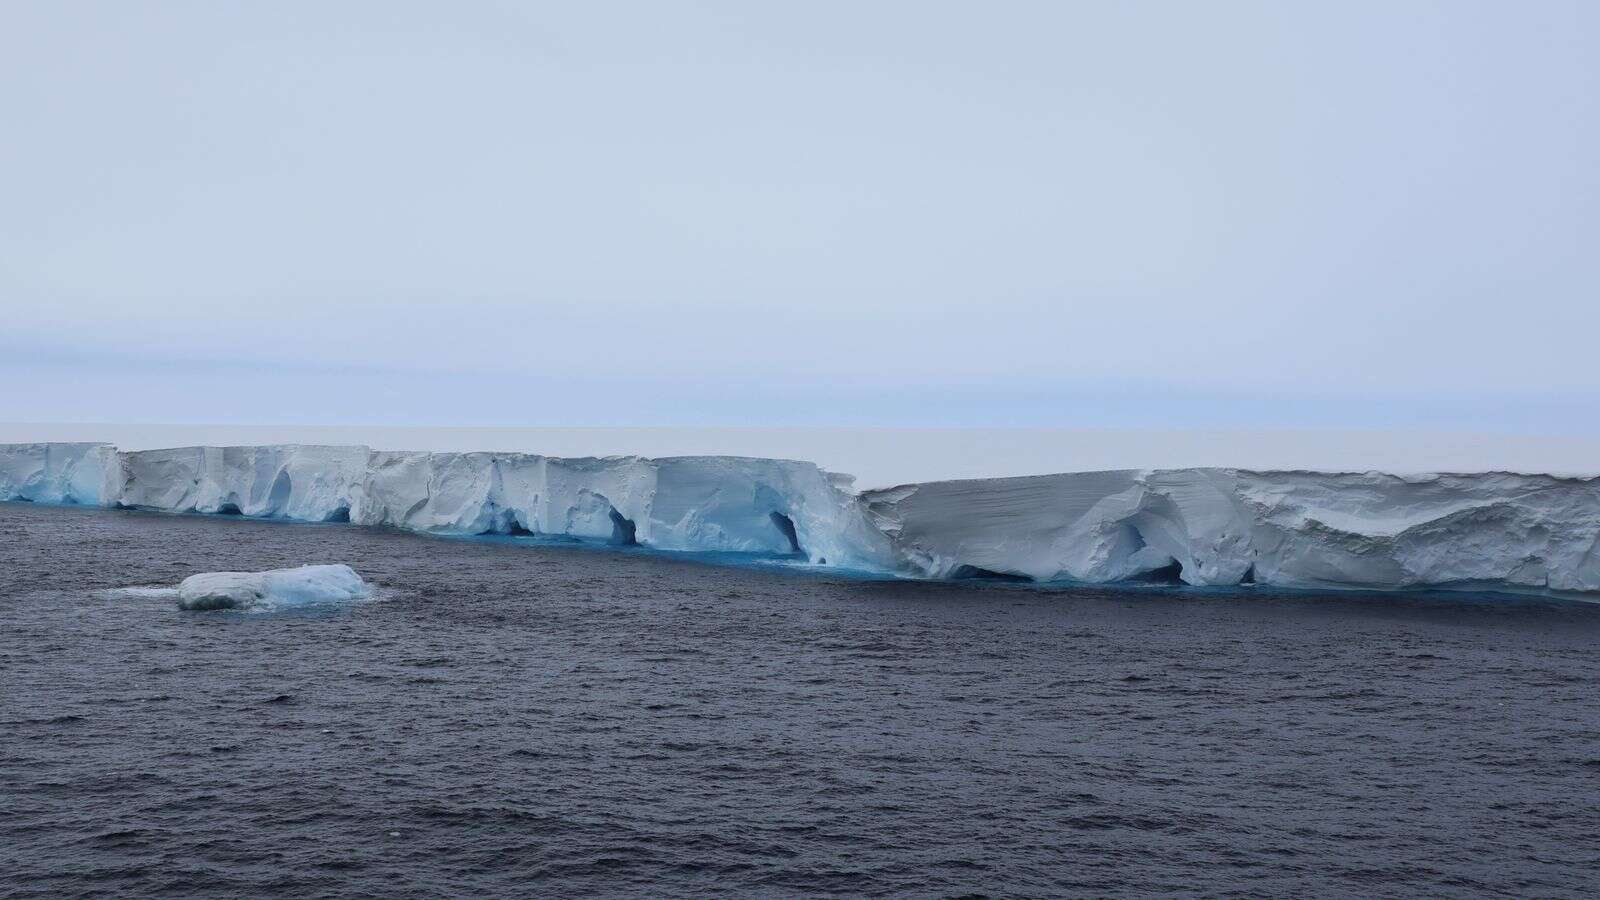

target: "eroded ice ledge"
[3,442,1598,596]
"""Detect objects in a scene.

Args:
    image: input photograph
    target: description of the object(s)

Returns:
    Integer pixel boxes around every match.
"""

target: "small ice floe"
[174,564,371,610]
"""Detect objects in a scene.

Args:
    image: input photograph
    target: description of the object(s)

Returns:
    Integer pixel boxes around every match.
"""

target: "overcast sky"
[3,1,1596,429]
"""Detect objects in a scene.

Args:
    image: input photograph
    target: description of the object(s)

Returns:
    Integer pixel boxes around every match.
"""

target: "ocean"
[3,502,1598,896]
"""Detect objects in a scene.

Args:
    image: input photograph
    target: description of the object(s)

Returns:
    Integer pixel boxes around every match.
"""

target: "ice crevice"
[4,443,1600,597]
[608,507,638,546]
[769,511,803,555]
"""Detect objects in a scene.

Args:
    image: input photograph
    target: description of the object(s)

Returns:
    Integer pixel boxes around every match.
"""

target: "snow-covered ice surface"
[5,442,1599,597]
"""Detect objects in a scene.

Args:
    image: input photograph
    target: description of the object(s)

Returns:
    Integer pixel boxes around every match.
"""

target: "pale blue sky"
[3,1,1596,429]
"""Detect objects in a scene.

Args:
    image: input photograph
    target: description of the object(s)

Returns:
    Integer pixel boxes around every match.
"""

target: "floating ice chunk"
[175,564,371,610]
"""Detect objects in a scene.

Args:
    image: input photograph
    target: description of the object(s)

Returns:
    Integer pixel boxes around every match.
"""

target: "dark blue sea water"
[3,502,1599,897]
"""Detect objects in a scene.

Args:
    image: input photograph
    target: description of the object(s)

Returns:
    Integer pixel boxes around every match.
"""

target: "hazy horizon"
[4,2,1597,432]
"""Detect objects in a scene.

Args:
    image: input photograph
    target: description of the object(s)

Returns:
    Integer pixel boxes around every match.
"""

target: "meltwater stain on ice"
[104,564,371,611]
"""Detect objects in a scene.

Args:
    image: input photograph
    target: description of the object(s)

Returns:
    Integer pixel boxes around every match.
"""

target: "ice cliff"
[4,442,1598,597]
[0,443,884,566]
[0,442,118,506]
[861,469,1600,594]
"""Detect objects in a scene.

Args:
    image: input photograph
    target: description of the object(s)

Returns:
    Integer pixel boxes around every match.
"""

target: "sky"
[2,1,1597,430]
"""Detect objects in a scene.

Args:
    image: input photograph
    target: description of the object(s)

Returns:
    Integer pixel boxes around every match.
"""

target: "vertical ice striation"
[112,445,369,520]
[354,451,657,539]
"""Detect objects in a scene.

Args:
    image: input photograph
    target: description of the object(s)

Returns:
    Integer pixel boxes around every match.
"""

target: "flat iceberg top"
[8,425,1599,487]
[176,564,371,610]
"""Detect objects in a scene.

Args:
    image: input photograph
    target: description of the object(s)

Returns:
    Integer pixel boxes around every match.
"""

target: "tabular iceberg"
[862,469,1600,594]
[0,442,118,505]
[113,444,369,521]
[3,442,1597,597]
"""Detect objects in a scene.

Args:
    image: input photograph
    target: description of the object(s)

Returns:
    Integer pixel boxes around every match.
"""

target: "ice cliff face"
[112,444,369,521]
[861,469,1600,594]
[1,443,887,567]
[4,442,1598,596]
[353,450,886,566]
[0,442,118,505]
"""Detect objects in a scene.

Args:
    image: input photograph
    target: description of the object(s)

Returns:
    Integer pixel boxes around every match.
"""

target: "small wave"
[95,587,179,601]
[2,714,88,726]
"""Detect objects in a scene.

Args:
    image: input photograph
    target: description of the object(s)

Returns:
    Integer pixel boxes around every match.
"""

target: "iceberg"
[175,564,371,610]
[862,469,1600,594]
[3,442,1598,597]
[0,442,118,505]
[347,450,886,564]
[114,444,369,521]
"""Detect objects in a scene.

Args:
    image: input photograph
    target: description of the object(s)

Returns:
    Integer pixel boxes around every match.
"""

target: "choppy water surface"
[3,503,1598,897]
